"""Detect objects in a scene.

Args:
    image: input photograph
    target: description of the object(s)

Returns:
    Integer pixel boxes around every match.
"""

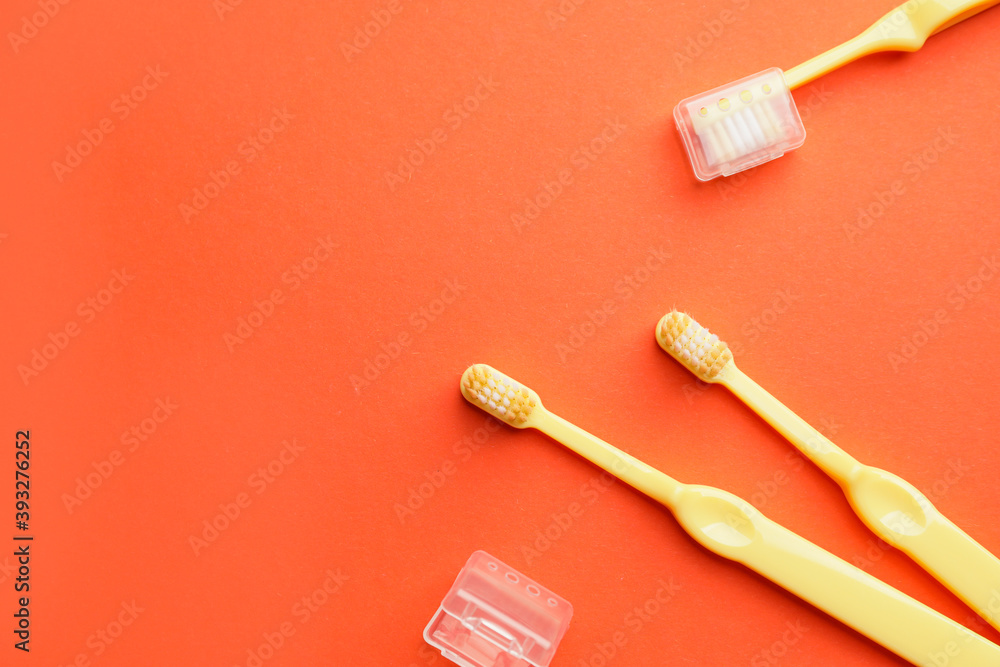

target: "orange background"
[3,0,1000,665]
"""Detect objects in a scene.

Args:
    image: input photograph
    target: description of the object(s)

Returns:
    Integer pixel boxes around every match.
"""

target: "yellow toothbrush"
[460,363,1000,666]
[674,0,1000,181]
[656,311,1000,633]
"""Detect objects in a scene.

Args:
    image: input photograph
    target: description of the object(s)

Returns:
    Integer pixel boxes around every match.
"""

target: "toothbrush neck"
[536,411,683,508]
[782,0,1000,89]
[784,36,895,90]
[720,365,860,483]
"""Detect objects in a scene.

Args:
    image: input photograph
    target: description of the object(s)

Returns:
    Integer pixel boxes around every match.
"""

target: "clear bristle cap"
[674,68,806,181]
[424,551,573,667]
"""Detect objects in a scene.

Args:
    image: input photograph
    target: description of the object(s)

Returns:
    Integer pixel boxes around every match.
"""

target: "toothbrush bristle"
[460,364,538,427]
[699,98,787,169]
[673,68,807,181]
[656,311,733,381]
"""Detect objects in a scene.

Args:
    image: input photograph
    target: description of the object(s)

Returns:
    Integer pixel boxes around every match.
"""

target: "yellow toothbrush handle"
[533,407,1000,665]
[724,366,1000,632]
[673,484,1000,666]
[537,412,685,505]
[849,467,1000,630]
[784,0,1000,89]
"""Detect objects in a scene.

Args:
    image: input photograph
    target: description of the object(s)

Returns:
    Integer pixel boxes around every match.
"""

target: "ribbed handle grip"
[673,484,1000,667]
[847,466,1000,632]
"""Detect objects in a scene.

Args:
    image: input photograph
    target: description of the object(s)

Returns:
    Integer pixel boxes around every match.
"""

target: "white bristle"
[461,364,540,426]
[742,108,766,147]
[657,311,736,380]
[712,122,736,162]
[731,111,756,151]
[723,116,747,156]
[762,99,783,135]
[751,104,776,141]
[699,97,790,169]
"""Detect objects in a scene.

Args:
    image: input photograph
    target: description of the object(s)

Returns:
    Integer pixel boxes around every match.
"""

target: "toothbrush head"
[673,68,806,182]
[460,364,541,428]
[656,311,733,382]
